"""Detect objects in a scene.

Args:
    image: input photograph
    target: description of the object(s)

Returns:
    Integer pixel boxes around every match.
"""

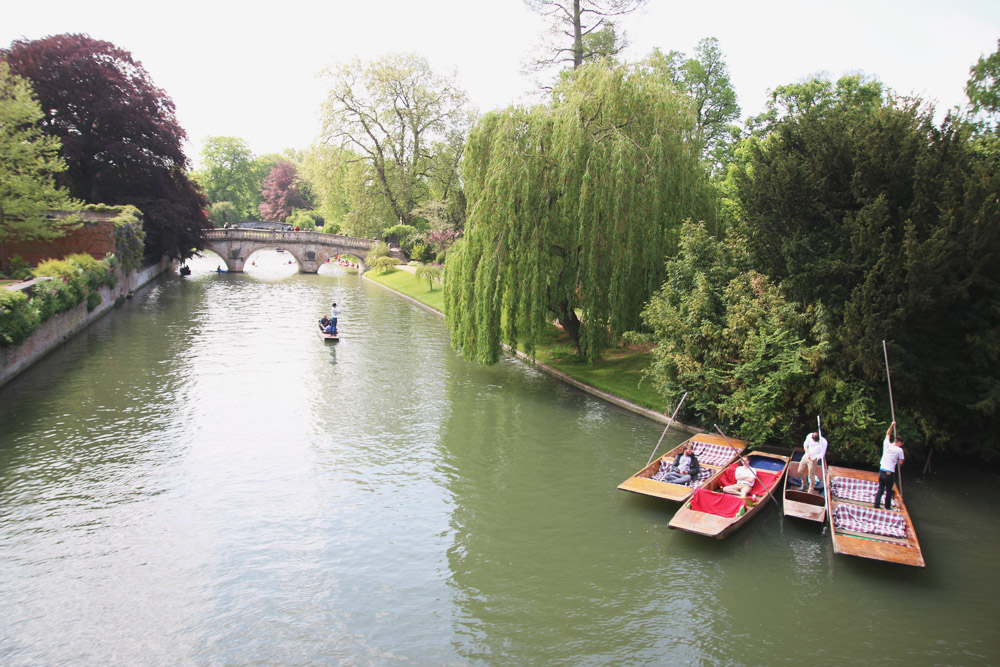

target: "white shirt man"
[799,432,828,493]
[874,421,905,510]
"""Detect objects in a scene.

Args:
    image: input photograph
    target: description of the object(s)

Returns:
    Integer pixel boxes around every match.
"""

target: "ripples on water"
[1,251,998,665]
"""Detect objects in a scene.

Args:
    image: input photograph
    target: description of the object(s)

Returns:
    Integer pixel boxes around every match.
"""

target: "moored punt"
[617,433,746,503]
[668,451,789,539]
[826,465,924,567]
[783,448,827,522]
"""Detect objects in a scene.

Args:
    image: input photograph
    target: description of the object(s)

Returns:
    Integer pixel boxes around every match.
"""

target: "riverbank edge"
[362,272,697,433]
[0,258,171,390]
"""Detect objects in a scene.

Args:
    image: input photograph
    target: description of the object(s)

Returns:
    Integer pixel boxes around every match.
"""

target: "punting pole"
[646,392,688,466]
[714,425,782,514]
[882,340,903,496]
[817,415,827,494]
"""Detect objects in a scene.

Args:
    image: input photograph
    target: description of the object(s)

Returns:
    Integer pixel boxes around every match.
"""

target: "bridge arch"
[201,229,404,274]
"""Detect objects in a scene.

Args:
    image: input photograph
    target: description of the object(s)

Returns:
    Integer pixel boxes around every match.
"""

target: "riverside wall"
[0,258,170,389]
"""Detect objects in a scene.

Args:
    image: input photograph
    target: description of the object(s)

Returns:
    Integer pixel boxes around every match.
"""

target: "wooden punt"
[668,451,789,539]
[617,433,746,503]
[317,328,339,342]
[826,465,924,567]
[783,448,827,522]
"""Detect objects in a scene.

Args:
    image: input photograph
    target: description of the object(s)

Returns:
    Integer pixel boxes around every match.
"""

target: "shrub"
[34,259,87,305]
[410,243,430,262]
[366,241,389,265]
[86,290,103,311]
[0,290,40,347]
[369,256,401,275]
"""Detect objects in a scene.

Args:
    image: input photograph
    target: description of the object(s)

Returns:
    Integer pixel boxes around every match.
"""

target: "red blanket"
[716,465,780,498]
[689,488,745,517]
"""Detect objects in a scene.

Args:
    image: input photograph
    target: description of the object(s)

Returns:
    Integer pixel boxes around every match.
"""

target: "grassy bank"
[365,268,669,414]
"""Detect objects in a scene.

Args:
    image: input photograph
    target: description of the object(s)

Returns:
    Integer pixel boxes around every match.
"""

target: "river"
[1,251,997,665]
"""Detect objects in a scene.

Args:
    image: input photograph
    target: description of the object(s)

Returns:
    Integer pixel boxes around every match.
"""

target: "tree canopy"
[258,161,310,222]
[320,54,471,233]
[2,34,209,260]
[196,136,270,220]
[644,38,740,172]
[0,62,79,274]
[717,76,1000,459]
[445,62,711,364]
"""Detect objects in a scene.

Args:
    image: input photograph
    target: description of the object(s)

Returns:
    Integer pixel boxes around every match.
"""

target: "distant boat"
[276,247,286,253]
[826,465,925,567]
[179,265,191,276]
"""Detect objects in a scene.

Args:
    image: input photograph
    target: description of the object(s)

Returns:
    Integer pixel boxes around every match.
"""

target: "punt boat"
[618,433,746,503]
[783,448,827,522]
[667,451,789,539]
[825,465,925,567]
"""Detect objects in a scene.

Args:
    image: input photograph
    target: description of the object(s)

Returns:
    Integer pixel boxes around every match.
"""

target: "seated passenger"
[658,444,700,485]
[319,316,330,331]
[723,463,756,498]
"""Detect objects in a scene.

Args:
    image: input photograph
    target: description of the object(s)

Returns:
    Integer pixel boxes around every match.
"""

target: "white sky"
[4,0,999,168]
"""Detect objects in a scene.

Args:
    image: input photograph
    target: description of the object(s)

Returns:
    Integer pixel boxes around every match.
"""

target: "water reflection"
[0,263,998,665]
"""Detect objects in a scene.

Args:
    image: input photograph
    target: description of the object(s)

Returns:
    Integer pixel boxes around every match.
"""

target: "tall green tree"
[445,62,710,364]
[645,38,740,171]
[731,77,1000,458]
[639,221,878,454]
[196,136,267,219]
[0,62,78,274]
[320,54,470,231]
[966,38,1000,125]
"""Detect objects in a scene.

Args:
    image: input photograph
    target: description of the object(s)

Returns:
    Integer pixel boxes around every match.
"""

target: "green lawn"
[365,268,445,313]
[366,267,668,414]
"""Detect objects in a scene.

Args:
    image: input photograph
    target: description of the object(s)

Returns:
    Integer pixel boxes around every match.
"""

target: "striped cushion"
[690,441,740,466]
[832,503,907,539]
[831,476,879,503]
[652,460,713,486]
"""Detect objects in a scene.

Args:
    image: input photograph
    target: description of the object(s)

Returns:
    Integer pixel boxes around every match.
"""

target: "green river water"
[1,251,997,665]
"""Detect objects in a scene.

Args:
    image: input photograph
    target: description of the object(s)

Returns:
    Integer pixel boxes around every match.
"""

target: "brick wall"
[6,216,116,266]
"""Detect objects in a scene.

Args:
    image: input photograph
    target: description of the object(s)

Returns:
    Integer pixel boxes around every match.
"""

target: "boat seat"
[651,460,713,486]
[832,503,907,540]
[830,476,879,503]
[690,441,740,466]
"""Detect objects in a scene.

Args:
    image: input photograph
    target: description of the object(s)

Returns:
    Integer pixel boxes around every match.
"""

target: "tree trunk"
[572,0,583,69]
[558,306,582,351]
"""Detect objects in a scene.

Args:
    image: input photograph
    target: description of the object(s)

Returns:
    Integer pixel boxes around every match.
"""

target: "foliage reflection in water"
[0,253,997,665]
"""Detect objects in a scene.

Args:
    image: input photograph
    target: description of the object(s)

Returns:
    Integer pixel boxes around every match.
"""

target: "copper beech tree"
[3,34,209,260]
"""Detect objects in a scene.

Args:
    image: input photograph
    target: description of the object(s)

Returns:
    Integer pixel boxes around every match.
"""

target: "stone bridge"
[201,229,406,273]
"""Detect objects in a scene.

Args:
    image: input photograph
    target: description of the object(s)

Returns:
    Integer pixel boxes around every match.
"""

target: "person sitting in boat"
[722,463,756,498]
[658,444,700,485]
[798,431,828,493]
[319,316,330,332]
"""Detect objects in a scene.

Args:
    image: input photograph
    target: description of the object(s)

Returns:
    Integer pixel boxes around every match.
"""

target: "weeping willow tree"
[445,61,711,364]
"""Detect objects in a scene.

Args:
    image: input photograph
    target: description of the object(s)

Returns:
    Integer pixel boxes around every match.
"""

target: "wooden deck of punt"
[783,448,827,522]
[617,433,746,503]
[667,451,789,539]
[826,465,925,567]
[317,329,339,342]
